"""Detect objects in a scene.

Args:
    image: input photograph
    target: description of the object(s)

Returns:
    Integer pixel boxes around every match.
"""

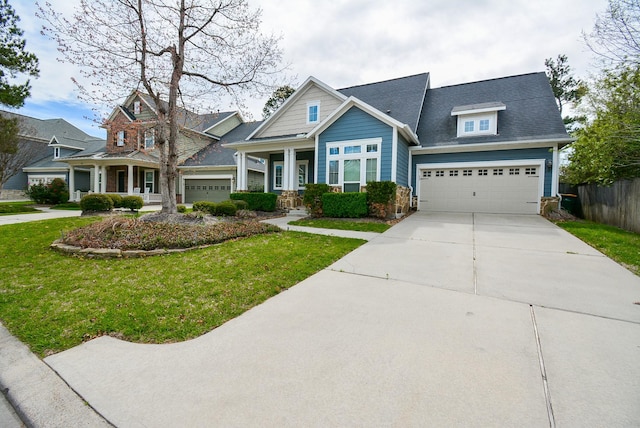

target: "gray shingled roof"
[416,72,569,147]
[135,92,235,134]
[181,121,263,167]
[338,73,429,132]
[1,110,104,147]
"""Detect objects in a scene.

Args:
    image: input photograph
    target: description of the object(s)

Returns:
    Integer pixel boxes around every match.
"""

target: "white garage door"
[419,165,541,214]
[184,179,231,203]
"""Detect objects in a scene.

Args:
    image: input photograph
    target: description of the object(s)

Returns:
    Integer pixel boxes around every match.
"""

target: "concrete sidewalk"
[2,212,640,426]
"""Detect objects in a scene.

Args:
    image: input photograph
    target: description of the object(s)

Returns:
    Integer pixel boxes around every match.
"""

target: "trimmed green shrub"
[230,199,249,210]
[366,181,397,204]
[108,194,124,208]
[25,183,49,204]
[230,193,277,212]
[176,204,187,213]
[80,194,113,212]
[322,192,368,218]
[303,183,331,216]
[193,201,217,215]
[366,181,397,218]
[217,201,237,216]
[26,178,69,205]
[122,195,144,211]
[47,178,69,205]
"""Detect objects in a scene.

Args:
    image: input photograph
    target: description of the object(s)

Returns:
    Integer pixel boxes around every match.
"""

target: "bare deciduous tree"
[583,0,640,66]
[0,113,43,195]
[38,0,284,213]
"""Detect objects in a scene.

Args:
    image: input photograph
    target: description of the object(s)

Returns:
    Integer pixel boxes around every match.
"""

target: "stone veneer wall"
[394,185,411,217]
[277,190,302,210]
[540,196,560,216]
[0,189,26,200]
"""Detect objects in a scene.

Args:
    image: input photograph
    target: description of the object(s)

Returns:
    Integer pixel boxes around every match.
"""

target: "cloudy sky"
[8,0,608,137]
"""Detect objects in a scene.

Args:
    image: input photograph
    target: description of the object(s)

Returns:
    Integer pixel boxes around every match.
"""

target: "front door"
[117,170,125,193]
[144,170,154,193]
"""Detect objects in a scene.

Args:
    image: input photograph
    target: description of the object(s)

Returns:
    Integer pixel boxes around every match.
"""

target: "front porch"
[65,157,161,203]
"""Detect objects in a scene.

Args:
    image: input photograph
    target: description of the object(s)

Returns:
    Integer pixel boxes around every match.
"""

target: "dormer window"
[452,102,505,137]
[307,101,320,124]
[53,147,60,159]
[134,101,141,114]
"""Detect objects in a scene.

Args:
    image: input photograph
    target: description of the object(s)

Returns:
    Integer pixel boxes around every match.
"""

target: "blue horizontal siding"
[318,107,393,183]
[396,134,410,187]
[411,148,554,196]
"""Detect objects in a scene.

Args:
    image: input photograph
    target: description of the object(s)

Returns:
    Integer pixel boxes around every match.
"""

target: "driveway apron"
[44,212,640,427]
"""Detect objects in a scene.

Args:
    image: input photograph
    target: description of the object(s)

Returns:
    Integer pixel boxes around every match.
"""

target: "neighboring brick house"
[63,91,263,203]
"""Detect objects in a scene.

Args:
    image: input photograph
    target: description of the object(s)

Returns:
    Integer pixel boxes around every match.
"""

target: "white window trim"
[297,159,309,190]
[134,101,141,114]
[456,112,498,137]
[326,138,382,191]
[116,130,125,146]
[306,100,320,125]
[144,130,155,149]
[144,169,155,193]
[53,147,60,159]
[273,161,284,190]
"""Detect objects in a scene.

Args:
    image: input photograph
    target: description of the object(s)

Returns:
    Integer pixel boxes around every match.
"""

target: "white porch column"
[283,148,290,190]
[93,164,100,193]
[100,166,107,193]
[263,158,269,193]
[551,144,559,196]
[68,165,75,201]
[127,165,134,194]
[239,152,248,191]
[288,148,297,190]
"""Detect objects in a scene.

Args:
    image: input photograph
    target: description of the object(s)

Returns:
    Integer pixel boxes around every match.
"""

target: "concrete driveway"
[43,212,640,427]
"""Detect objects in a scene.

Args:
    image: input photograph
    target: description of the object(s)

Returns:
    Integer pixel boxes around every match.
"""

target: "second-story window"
[134,101,141,114]
[307,101,319,124]
[116,130,125,146]
[144,130,155,149]
[53,147,60,159]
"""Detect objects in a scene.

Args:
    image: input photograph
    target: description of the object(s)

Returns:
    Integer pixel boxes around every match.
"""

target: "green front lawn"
[557,220,640,275]
[0,217,365,356]
[0,201,39,215]
[289,218,391,233]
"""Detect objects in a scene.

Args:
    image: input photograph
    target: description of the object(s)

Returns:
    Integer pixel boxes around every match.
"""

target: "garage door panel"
[419,165,540,214]
[185,179,231,203]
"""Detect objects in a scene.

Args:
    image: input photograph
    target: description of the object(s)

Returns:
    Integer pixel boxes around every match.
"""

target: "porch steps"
[287,208,308,217]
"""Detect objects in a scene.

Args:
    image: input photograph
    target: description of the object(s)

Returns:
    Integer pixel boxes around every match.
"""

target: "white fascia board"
[48,137,84,151]
[451,102,506,116]
[23,166,69,172]
[246,76,347,140]
[178,165,235,171]
[223,136,314,153]
[410,137,575,155]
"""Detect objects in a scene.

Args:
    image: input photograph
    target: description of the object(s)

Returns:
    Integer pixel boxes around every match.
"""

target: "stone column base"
[277,190,302,210]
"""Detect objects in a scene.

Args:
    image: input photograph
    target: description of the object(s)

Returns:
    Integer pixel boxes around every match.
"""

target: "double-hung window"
[144,130,155,149]
[307,101,320,124]
[116,130,125,146]
[326,138,381,192]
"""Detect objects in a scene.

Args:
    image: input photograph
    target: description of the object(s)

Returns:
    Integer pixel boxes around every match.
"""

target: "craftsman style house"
[62,91,264,203]
[0,110,105,200]
[226,72,572,215]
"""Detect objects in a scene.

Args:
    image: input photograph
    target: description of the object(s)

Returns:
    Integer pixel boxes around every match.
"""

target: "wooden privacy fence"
[577,178,640,233]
